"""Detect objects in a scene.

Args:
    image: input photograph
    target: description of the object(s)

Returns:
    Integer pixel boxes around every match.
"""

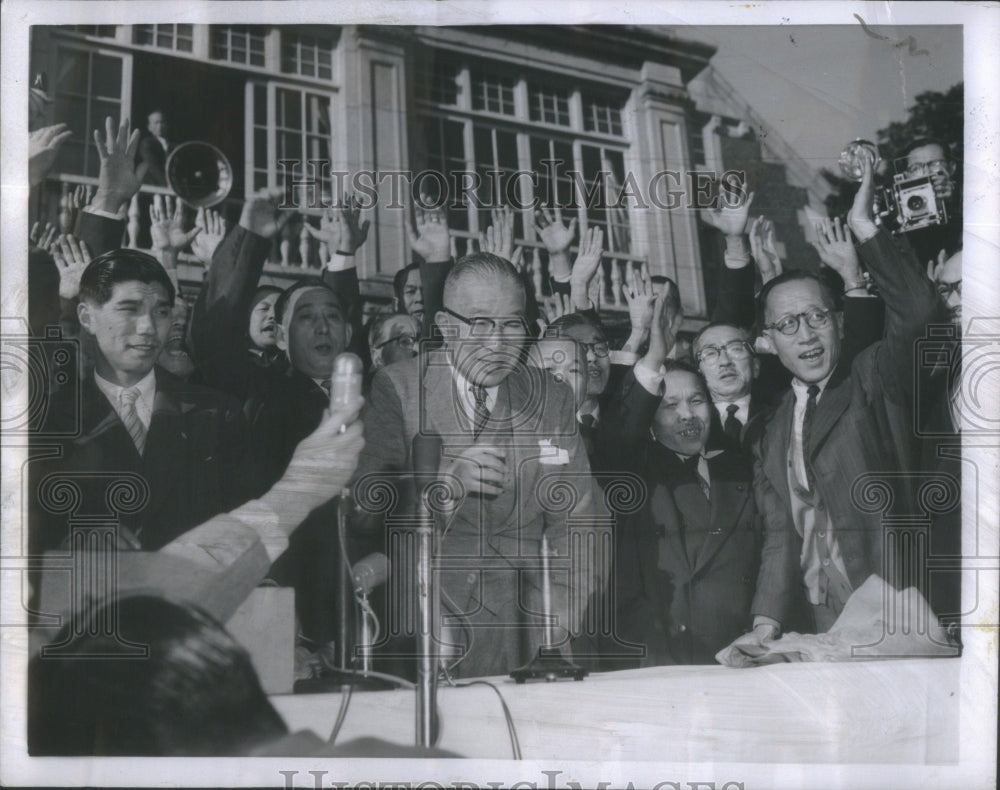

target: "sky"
[682,24,963,176]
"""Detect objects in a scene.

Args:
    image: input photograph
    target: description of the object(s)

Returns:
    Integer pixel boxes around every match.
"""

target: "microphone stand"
[411,434,443,748]
[509,535,588,684]
[294,490,401,693]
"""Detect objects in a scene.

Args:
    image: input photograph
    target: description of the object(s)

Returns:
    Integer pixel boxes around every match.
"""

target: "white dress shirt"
[715,394,751,429]
[789,373,849,604]
[94,368,156,430]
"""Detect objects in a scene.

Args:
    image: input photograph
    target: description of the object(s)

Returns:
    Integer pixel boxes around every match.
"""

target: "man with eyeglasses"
[352,252,599,678]
[691,323,760,449]
[897,137,962,277]
[718,156,942,663]
[367,313,420,372]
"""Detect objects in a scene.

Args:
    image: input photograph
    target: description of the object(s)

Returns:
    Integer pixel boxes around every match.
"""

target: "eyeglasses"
[695,340,753,365]
[764,308,833,336]
[374,334,416,350]
[442,306,529,336]
[936,280,962,299]
[904,159,955,178]
[578,341,610,358]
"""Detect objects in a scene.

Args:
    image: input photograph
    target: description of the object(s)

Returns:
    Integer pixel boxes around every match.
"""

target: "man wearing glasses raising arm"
[717,155,943,663]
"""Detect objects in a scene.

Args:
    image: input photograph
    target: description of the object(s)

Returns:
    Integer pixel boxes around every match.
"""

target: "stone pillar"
[339,26,412,280]
[630,61,707,318]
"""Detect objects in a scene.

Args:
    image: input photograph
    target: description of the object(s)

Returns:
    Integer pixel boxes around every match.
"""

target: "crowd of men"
[23,106,964,752]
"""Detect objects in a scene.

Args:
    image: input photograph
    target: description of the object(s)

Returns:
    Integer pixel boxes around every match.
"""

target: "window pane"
[55,49,89,96]
[278,130,302,161]
[90,55,122,100]
[254,84,267,126]
[277,89,301,129]
[135,25,154,45]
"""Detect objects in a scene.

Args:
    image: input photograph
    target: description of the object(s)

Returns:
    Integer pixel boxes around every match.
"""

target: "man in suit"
[720,156,942,658]
[352,252,599,678]
[691,321,764,450]
[613,356,762,665]
[30,249,250,555]
[137,110,171,187]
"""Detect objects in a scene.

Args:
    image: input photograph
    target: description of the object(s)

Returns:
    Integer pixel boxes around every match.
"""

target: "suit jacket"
[711,256,887,438]
[610,370,762,665]
[351,348,599,678]
[30,366,250,553]
[750,229,943,629]
[137,134,169,187]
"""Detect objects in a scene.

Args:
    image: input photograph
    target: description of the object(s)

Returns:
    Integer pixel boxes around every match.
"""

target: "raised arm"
[846,155,942,400]
[189,195,285,399]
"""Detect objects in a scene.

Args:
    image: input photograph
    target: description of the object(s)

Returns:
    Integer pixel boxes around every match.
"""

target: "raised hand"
[533,207,577,255]
[622,262,655,354]
[271,397,366,503]
[812,216,863,288]
[406,202,451,262]
[72,184,95,213]
[536,292,573,334]
[52,234,92,301]
[700,182,755,238]
[29,123,73,187]
[191,207,227,266]
[92,117,148,215]
[569,226,605,310]
[238,190,291,239]
[846,152,878,243]
[749,215,784,284]
[150,194,201,255]
[479,206,517,263]
[30,221,60,254]
[305,194,371,266]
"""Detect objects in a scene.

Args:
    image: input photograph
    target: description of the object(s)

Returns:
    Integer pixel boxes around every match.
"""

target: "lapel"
[143,367,192,474]
[692,450,753,575]
[805,362,852,463]
[647,442,694,577]
[761,389,795,509]
[421,349,468,440]
[76,376,142,464]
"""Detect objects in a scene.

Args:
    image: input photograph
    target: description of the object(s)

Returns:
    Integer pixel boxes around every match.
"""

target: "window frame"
[244,79,338,198]
[46,41,133,180]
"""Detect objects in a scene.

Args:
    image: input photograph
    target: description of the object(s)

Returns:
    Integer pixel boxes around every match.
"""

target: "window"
[414,56,461,106]
[413,51,634,282]
[211,25,266,67]
[582,91,625,136]
[248,82,334,196]
[470,68,515,116]
[134,24,193,53]
[529,83,570,127]
[66,25,117,38]
[50,46,128,178]
[281,31,334,80]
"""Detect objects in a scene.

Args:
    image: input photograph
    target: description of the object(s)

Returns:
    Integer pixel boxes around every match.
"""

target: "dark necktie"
[471,384,490,439]
[319,379,332,400]
[801,384,820,491]
[723,403,742,444]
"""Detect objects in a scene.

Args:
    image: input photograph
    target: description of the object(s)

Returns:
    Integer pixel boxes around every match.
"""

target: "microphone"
[411,432,442,748]
[352,552,389,596]
[330,352,364,409]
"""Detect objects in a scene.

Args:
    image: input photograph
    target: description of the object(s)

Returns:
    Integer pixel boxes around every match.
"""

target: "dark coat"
[750,230,943,629]
[30,366,250,553]
[610,371,762,665]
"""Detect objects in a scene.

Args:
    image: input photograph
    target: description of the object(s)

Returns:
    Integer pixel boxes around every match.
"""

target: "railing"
[446,228,648,313]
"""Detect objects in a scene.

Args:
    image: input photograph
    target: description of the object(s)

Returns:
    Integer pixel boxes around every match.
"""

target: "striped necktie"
[471,384,490,439]
[119,387,146,455]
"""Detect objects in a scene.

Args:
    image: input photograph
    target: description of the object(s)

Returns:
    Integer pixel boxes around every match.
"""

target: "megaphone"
[165,141,233,208]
